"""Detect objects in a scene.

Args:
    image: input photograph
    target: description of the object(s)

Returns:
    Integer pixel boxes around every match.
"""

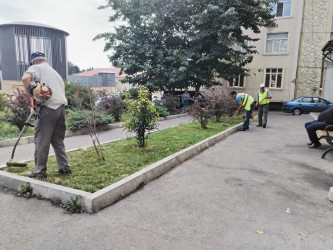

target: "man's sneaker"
[55,169,72,175]
[238,127,247,131]
[263,124,266,128]
[257,124,262,127]
[25,172,47,178]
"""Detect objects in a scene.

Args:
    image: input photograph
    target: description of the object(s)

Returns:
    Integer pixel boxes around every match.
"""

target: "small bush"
[98,95,125,122]
[162,94,180,115]
[65,82,97,110]
[205,86,238,121]
[189,99,214,129]
[123,87,159,147]
[154,105,169,117]
[4,88,31,130]
[66,109,113,131]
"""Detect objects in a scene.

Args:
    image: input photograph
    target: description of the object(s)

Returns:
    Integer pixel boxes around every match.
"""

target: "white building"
[226,0,333,104]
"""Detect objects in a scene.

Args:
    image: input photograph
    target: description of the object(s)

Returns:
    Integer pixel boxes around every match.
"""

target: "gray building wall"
[0,22,68,82]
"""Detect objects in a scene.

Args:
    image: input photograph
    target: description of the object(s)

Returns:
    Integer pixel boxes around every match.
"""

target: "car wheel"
[292,108,302,115]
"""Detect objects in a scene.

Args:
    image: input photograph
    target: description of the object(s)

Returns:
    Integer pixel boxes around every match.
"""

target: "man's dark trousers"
[305,120,327,144]
[33,105,70,175]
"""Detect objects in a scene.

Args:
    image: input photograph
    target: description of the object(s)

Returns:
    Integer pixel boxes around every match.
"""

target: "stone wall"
[296,0,331,97]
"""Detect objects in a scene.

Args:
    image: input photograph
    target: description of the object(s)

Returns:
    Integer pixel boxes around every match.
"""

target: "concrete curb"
[0,122,242,213]
[0,113,189,148]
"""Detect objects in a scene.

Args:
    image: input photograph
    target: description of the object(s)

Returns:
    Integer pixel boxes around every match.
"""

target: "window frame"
[271,0,292,18]
[265,32,289,54]
[228,75,245,88]
[264,68,283,89]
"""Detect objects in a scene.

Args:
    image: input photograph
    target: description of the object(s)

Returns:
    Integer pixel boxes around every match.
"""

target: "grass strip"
[4,118,242,193]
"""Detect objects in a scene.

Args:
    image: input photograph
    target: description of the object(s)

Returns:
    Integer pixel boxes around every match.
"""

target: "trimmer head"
[6,159,27,167]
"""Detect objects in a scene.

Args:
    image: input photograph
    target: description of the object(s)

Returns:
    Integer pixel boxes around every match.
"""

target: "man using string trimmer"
[230,91,255,131]
[22,52,72,178]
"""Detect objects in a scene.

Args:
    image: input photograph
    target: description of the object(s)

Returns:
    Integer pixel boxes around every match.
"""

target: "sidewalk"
[1,112,333,249]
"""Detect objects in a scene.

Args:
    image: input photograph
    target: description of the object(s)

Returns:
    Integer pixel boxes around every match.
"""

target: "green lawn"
[4,117,242,193]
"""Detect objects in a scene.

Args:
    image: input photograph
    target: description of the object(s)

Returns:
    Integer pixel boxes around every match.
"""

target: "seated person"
[305,106,333,148]
[182,90,191,106]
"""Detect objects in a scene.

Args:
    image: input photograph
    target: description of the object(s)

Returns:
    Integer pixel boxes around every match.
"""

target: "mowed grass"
[4,118,242,193]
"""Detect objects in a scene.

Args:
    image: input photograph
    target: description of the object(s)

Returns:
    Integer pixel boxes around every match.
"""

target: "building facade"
[226,0,333,103]
[0,22,69,91]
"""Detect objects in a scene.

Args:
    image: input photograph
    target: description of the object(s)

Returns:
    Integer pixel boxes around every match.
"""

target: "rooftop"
[74,68,126,78]
[0,22,69,36]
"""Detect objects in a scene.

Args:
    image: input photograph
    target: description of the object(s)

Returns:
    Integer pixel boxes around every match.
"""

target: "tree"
[96,0,277,93]
[68,61,81,75]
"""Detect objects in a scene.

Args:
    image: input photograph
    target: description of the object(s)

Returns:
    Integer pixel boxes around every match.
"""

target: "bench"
[317,125,333,159]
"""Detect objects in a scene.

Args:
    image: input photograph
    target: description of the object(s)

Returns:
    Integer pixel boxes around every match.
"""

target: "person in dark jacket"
[305,106,333,148]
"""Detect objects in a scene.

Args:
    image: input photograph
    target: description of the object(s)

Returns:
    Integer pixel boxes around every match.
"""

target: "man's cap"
[31,52,47,63]
[259,83,265,88]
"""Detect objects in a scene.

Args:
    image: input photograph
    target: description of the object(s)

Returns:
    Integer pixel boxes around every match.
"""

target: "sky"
[0,0,119,70]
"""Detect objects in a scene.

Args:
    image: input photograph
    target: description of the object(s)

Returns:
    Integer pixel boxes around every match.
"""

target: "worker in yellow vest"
[256,83,272,128]
[230,91,255,131]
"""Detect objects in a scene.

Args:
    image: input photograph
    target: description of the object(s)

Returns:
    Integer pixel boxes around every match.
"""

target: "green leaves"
[96,0,276,92]
[123,87,159,147]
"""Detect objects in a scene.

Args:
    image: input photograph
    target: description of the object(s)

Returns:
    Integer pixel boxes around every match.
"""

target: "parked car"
[282,96,333,115]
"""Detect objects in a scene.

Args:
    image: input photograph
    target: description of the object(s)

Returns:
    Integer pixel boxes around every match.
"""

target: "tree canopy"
[96,0,277,93]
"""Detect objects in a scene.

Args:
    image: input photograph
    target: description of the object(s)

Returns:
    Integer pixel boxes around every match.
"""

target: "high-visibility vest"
[238,93,254,111]
[258,89,270,105]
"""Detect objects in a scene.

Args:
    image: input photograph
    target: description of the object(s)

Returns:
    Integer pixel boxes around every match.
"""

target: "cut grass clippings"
[4,118,242,193]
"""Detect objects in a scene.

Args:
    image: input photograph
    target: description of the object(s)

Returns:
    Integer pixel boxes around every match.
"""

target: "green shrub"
[154,105,169,117]
[123,87,159,147]
[128,88,139,99]
[66,109,113,131]
[0,93,8,112]
[65,82,97,110]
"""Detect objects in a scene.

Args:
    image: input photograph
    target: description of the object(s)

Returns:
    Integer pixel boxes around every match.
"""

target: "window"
[299,97,312,103]
[230,41,248,53]
[271,0,291,17]
[266,33,288,54]
[313,98,329,104]
[229,75,245,88]
[265,69,282,88]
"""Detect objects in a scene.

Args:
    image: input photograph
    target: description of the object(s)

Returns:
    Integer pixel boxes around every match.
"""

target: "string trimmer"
[6,82,52,167]
[6,107,35,167]
[221,113,239,126]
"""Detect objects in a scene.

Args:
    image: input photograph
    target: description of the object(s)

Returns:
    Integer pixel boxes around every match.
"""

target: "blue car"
[282,96,333,115]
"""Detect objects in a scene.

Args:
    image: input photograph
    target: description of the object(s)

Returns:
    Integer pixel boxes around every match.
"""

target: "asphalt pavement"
[1,112,333,250]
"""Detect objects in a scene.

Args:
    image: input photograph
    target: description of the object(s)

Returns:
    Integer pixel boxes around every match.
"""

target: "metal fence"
[68,73,116,88]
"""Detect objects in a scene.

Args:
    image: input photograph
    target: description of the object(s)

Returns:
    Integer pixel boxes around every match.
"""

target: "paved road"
[0,115,193,166]
[1,112,333,249]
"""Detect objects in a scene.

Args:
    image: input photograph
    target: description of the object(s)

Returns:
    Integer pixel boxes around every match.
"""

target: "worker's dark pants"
[242,102,255,129]
[305,120,328,144]
[33,105,71,175]
[258,103,269,126]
